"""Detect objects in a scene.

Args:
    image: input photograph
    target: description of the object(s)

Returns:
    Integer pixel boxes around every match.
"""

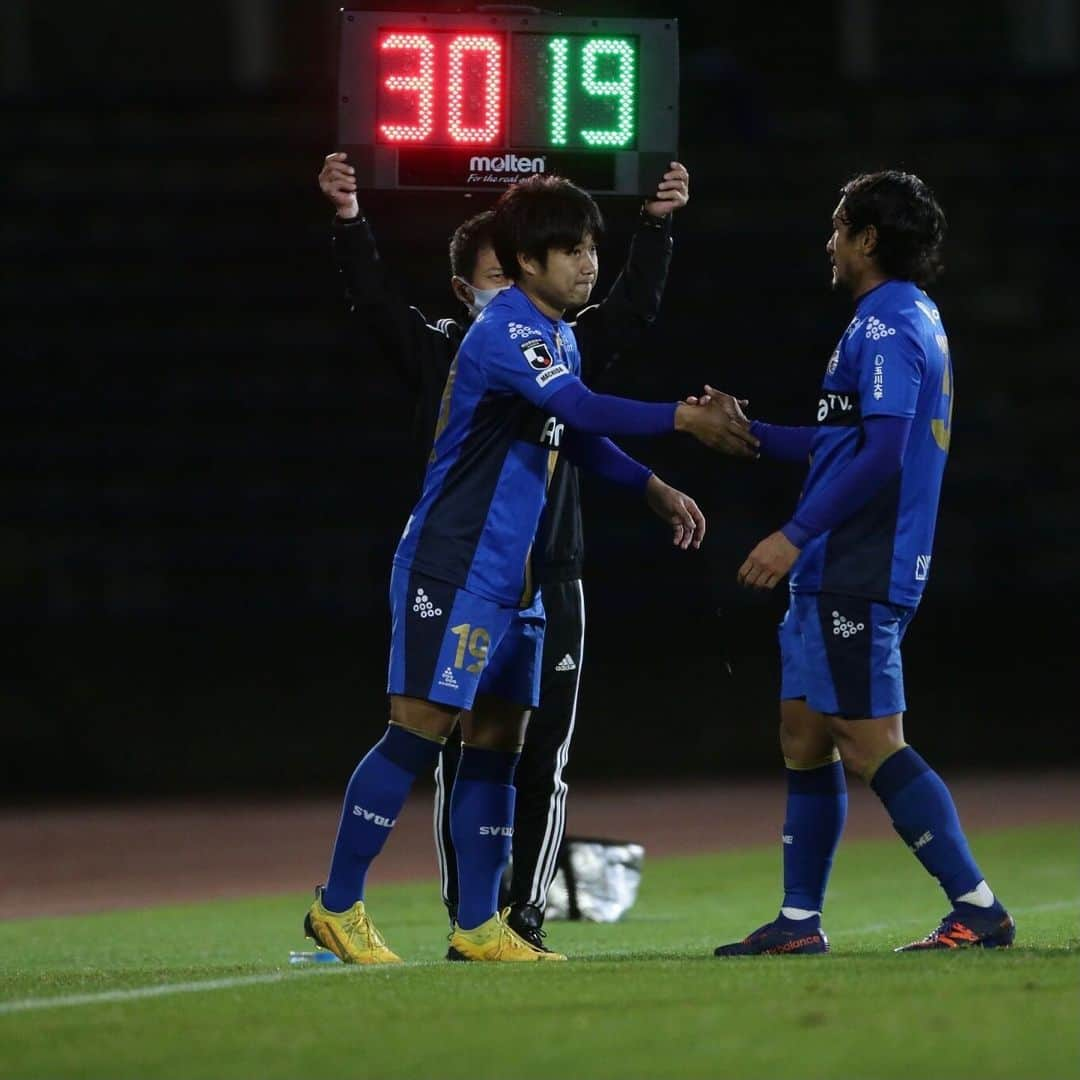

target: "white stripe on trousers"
[528,578,585,910]
[433,754,449,905]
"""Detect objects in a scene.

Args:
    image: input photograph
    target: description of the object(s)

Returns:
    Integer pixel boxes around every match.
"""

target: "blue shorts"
[779,592,916,718]
[386,565,545,710]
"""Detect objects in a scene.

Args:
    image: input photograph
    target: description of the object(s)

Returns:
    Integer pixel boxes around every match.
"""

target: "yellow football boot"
[448,908,566,962]
[304,888,402,964]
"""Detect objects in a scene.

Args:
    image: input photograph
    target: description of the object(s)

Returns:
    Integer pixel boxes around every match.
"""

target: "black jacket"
[332,210,673,584]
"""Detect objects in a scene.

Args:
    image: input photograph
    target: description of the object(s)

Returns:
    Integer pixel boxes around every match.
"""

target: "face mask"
[457,278,508,318]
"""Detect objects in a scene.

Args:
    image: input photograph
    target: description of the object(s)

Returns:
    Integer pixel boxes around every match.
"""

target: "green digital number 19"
[548,37,635,148]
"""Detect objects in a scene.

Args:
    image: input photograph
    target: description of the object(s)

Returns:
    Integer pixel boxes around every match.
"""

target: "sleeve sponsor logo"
[536,363,569,387]
[826,347,840,375]
[915,554,932,581]
[508,321,543,341]
[521,338,554,371]
[816,390,861,425]
[865,316,897,340]
[873,353,885,400]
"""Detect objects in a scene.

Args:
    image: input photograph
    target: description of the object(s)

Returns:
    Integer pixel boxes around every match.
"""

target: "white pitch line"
[0,965,354,1017]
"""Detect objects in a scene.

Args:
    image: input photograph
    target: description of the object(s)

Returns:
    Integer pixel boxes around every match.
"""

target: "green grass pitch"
[1,824,1076,1080]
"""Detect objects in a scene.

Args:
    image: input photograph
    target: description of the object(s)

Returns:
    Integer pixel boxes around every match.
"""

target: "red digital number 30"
[379,33,503,145]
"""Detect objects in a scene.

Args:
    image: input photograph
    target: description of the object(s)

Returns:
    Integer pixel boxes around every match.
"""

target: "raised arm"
[320,152,448,394]
[572,162,689,378]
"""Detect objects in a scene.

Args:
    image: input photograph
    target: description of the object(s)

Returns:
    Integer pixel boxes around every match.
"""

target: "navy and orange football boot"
[895,905,1015,952]
[714,915,829,957]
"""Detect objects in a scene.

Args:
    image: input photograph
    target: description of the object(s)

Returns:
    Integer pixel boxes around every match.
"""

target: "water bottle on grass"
[288,950,341,965]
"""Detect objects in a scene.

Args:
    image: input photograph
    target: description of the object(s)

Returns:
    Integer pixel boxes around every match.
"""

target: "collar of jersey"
[854,278,907,316]
[507,284,564,330]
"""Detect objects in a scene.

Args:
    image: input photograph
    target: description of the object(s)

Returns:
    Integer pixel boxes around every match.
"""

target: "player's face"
[469,246,509,292]
[451,244,509,314]
[826,200,858,293]
[525,232,598,315]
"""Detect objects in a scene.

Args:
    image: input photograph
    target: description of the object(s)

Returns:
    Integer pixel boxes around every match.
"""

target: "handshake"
[674,385,760,459]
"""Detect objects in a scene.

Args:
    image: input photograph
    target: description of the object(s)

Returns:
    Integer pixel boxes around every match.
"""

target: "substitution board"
[338,9,679,194]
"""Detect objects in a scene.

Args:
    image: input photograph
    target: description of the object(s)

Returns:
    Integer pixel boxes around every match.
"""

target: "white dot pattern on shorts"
[413,588,442,619]
[831,610,865,638]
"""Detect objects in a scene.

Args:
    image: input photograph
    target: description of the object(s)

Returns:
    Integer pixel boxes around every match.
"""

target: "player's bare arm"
[644,474,706,550]
[737,530,800,590]
[320,152,359,219]
[643,161,690,219]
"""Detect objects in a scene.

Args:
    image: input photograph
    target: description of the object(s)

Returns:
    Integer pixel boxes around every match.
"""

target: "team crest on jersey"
[915,300,941,325]
[521,337,554,371]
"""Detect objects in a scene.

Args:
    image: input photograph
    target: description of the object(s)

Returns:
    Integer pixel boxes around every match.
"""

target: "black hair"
[839,170,947,286]
[448,210,496,281]
[490,175,604,281]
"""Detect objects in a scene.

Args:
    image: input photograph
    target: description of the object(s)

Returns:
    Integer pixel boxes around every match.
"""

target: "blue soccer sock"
[321,724,443,913]
[451,745,520,931]
[870,746,992,908]
[781,757,848,920]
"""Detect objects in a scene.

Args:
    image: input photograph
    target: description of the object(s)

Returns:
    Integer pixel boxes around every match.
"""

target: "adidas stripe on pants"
[435,577,584,916]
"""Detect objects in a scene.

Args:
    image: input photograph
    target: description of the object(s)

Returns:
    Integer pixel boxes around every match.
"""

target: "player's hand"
[644,161,689,218]
[320,152,360,219]
[645,474,706,550]
[737,530,800,590]
[675,390,759,458]
[685,391,750,417]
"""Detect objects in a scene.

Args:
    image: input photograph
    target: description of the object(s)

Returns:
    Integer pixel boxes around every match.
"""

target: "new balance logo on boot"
[714,915,830,957]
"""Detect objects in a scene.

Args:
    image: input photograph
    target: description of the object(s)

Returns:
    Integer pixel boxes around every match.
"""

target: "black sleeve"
[331,215,451,395]
[572,209,674,383]
[331,215,462,476]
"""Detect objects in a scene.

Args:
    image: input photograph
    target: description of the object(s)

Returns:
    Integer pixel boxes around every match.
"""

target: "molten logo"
[469,154,545,174]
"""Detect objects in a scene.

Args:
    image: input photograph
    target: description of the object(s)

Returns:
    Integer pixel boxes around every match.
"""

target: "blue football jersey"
[393,285,580,606]
[789,279,954,607]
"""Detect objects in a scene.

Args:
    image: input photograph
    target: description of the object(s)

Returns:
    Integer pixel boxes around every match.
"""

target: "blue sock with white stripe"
[322,725,442,913]
[451,746,520,931]
[781,758,848,922]
[870,746,996,910]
